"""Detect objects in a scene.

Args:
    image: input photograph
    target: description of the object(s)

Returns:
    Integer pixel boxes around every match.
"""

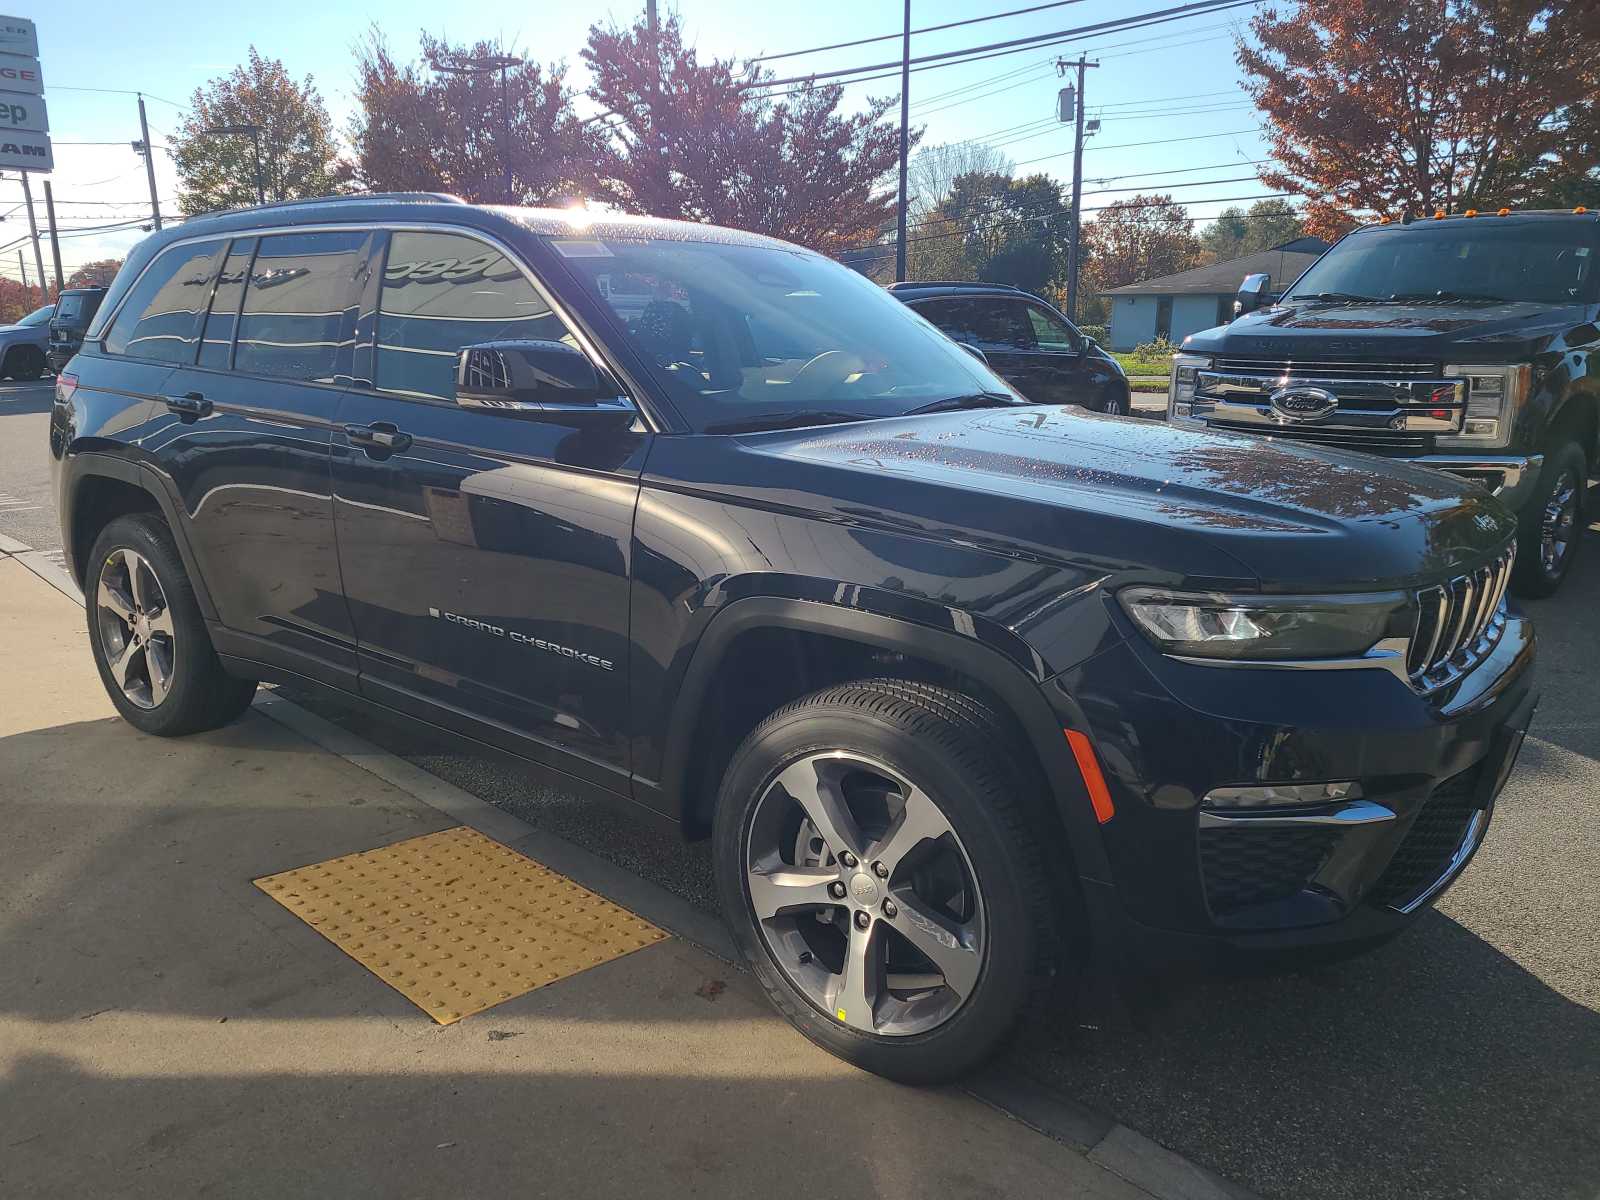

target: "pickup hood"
[743,406,1515,590]
[1189,299,1593,361]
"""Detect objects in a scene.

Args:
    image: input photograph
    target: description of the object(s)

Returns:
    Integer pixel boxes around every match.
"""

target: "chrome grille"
[1406,545,1516,686]
[1210,422,1429,455]
[1213,356,1440,380]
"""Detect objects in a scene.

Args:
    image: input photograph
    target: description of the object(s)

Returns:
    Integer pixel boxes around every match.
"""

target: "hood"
[746,406,1515,590]
[1188,298,1589,361]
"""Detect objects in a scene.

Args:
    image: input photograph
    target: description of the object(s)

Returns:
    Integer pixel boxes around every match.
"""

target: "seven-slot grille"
[1212,356,1440,380]
[1406,545,1516,686]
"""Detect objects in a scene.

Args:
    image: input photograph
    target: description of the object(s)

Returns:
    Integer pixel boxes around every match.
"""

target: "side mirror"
[455,340,635,426]
[957,341,989,365]
[1083,335,1099,350]
[1235,272,1275,315]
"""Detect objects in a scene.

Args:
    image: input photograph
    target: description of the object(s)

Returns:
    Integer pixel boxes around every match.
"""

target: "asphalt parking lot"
[3,375,1596,1199]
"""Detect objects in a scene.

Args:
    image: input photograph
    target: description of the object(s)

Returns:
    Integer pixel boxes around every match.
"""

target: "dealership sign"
[0,15,48,172]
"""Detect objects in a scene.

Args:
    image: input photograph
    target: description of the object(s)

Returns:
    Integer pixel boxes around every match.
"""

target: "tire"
[712,678,1067,1084]
[10,346,46,381]
[1100,387,1130,416]
[1513,440,1588,598]
[86,513,257,736]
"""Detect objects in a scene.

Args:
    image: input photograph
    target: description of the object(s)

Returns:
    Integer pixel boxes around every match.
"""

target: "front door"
[331,228,647,792]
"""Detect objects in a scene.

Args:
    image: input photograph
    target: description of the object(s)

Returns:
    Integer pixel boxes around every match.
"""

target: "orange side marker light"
[1065,730,1115,824]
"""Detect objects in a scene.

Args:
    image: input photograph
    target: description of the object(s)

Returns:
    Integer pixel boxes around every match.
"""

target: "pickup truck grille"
[1213,356,1440,380]
[1210,422,1429,455]
[1406,545,1516,687]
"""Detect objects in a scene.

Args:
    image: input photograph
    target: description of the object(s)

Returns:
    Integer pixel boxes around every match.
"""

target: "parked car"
[1171,208,1600,596]
[52,195,1537,1084]
[0,302,53,380]
[890,281,1132,414]
[46,286,107,373]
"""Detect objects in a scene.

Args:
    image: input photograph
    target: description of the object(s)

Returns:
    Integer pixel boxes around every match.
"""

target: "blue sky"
[8,0,1276,282]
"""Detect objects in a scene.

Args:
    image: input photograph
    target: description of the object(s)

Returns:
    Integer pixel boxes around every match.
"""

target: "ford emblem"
[1268,385,1339,423]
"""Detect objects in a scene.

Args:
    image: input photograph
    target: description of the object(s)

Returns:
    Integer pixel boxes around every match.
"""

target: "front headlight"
[1168,353,1210,426]
[1118,587,1414,662]
[1437,364,1531,449]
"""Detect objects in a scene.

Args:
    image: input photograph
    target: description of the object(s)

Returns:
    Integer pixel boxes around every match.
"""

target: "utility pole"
[895,0,911,283]
[136,95,163,231]
[1056,54,1098,320]
[17,250,29,306]
[42,179,63,294]
[19,173,47,302]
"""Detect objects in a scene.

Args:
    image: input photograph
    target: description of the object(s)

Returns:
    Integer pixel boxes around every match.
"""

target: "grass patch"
[1113,351,1173,377]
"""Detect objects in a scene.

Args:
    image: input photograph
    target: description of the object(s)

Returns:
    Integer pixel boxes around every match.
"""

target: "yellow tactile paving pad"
[254,826,668,1024]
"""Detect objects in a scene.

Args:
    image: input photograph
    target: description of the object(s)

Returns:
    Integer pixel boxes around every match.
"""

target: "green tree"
[1199,198,1304,261]
[583,13,908,254]
[171,48,347,214]
[350,30,604,204]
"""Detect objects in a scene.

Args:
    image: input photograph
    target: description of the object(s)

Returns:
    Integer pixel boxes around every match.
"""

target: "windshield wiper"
[1284,291,1380,304]
[1384,290,1509,304]
[902,391,1026,415]
[703,410,871,434]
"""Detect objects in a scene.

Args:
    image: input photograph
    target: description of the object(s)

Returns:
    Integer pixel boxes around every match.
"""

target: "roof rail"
[886,280,1021,291]
[195,192,468,220]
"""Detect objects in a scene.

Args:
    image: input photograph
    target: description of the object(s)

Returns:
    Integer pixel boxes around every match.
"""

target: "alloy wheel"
[95,547,176,709]
[743,751,986,1037]
[1540,468,1578,578]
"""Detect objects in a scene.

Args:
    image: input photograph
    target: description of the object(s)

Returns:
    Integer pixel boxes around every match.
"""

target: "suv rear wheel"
[86,514,257,735]
[1514,440,1588,597]
[713,678,1064,1083]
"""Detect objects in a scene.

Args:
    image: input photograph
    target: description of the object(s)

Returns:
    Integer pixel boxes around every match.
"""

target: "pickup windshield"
[549,235,1011,433]
[1283,219,1600,307]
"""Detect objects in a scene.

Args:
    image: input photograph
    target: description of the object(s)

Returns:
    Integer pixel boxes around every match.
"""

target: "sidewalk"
[0,556,1165,1200]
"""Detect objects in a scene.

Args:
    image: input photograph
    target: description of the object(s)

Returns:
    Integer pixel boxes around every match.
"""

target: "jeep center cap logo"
[1268,385,1339,423]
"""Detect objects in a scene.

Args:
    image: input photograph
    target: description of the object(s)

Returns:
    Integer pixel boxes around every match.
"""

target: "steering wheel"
[786,350,869,398]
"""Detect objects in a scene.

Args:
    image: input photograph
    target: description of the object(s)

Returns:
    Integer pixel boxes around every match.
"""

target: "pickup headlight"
[1118,587,1413,662]
[1437,364,1531,449]
[1168,353,1210,426]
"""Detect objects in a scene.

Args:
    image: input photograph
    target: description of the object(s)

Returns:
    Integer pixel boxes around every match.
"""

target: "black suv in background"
[51,195,1536,1083]
[46,286,107,373]
[891,281,1131,414]
[1172,209,1599,596]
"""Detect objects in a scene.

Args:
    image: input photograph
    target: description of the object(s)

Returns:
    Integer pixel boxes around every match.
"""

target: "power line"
[1015,127,1263,165]
[751,1,1089,64]
[50,85,185,107]
[746,0,1263,90]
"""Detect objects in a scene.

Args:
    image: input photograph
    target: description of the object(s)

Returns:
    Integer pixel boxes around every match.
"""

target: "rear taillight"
[55,372,78,404]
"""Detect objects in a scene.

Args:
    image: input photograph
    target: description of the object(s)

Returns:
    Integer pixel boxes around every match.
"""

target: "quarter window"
[376,230,572,402]
[1024,304,1081,352]
[234,230,367,383]
[103,240,224,362]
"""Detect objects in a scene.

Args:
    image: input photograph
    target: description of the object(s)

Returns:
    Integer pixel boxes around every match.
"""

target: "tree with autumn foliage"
[1082,194,1202,296]
[350,31,606,205]
[0,275,45,325]
[65,259,123,290]
[582,13,908,254]
[171,49,348,214]
[1239,0,1600,236]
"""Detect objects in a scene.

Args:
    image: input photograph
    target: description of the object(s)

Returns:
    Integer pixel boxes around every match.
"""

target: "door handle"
[345,422,413,455]
[164,392,213,421]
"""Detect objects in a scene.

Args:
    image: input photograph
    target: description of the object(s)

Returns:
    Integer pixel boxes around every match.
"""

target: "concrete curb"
[7,526,1259,1200]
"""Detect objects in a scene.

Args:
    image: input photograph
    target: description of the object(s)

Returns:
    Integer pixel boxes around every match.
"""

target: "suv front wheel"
[713,678,1065,1083]
[86,514,258,735]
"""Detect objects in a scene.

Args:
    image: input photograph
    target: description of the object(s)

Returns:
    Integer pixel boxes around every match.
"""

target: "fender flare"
[657,595,1112,882]
[62,450,219,622]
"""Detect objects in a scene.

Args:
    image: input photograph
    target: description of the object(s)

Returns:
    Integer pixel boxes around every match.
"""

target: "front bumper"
[1050,611,1537,967]
[1407,453,1542,514]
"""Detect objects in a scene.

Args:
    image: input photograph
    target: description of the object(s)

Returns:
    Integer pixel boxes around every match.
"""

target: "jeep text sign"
[0,92,45,132]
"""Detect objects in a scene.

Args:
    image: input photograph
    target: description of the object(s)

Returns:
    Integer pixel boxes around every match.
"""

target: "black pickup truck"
[51,195,1537,1082]
[1171,209,1599,596]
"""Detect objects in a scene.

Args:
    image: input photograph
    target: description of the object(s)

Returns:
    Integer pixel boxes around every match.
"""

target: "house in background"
[1100,236,1331,350]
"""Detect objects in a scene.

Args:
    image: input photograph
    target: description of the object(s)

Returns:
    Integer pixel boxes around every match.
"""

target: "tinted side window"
[915,297,1033,351]
[197,239,255,370]
[376,230,570,402]
[235,230,367,383]
[1024,303,1080,352]
[103,242,223,362]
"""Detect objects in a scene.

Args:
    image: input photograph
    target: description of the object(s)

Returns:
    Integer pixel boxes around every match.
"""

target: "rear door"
[331,227,646,792]
[156,228,371,687]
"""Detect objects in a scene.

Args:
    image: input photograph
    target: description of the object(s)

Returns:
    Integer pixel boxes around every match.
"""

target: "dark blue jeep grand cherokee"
[50,194,1537,1083]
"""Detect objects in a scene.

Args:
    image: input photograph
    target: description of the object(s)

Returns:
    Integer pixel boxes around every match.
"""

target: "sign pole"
[18,170,45,299]
[17,248,27,304]
[42,177,61,293]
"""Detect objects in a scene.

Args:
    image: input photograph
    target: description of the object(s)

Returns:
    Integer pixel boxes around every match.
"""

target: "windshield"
[16,305,52,327]
[549,236,1010,432]
[1284,220,1600,306]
